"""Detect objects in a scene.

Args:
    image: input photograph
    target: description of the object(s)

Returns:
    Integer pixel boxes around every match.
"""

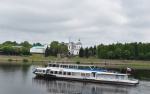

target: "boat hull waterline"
[36,74,138,86]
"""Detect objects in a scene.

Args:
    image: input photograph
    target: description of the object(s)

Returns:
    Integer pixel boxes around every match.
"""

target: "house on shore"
[30,44,49,54]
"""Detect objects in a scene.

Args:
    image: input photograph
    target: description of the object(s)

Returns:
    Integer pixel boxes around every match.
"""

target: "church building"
[59,39,82,55]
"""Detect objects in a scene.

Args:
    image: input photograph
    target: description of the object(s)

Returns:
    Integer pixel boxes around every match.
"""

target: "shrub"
[76,61,80,64]
[23,59,28,62]
[32,60,34,62]
[8,59,12,62]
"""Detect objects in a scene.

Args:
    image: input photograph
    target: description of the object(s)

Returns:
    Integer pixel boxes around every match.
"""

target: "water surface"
[0,63,150,94]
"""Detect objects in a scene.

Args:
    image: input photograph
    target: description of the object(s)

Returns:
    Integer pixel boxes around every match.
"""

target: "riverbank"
[0,55,150,70]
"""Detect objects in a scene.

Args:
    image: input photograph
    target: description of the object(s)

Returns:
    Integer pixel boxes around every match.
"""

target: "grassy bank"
[0,55,150,68]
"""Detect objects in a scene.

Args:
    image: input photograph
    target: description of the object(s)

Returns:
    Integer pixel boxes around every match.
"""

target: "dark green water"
[0,63,150,94]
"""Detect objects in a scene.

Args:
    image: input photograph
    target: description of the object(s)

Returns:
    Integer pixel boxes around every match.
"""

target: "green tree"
[85,47,89,58]
[94,45,97,56]
[122,50,130,59]
[107,51,114,59]
[20,41,32,49]
[2,41,19,47]
[50,41,59,56]
[21,48,31,55]
[138,53,145,60]
[2,46,13,55]
[97,44,105,58]
[50,41,59,51]
[45,46,49,57]
[89,46,93,56]
[48,48,52,56]
[145,52,150,60]
[13,47,21,55]
[35,42,42,46]
[115,48,122,59]
[99,49,107,59]
[134,42,138,57]
[33,43,36,46]
[54,49,58,57]
[58,44,68,55]
[79,47,84,57]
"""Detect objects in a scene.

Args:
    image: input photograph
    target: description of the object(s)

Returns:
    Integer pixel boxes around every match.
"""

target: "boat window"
[121,75,124,80]
[69,66,73,68]
[72,72,75,76]
[76,72,80,76]
[56,64,59,67]
[50,71,53,74]
[59,71,62,75]
[63,72,66,75]
[54,71,57,74]
[49,64,52,67]
[92,72,96,77]
[124,75,128,80]
[38,70,42,72]
[116,75,119,79]
[86,73,90,77]
[81,73,86,77]
[52,64,54,67]
[43,70,45,73]
[67,72,71,75]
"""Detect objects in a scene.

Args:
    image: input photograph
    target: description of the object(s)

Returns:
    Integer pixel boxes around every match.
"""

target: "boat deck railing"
[47,63,104,70]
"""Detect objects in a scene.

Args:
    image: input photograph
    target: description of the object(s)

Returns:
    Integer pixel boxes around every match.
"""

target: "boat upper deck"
[47,63,103,70]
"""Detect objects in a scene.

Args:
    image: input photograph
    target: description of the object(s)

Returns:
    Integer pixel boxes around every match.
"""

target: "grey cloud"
[0,0,150,47]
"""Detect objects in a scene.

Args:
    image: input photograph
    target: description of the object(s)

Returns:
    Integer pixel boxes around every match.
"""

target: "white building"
[60,39,82,55]
[30,44,48,54]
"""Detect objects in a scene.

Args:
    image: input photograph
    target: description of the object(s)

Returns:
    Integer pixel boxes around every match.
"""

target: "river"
[0,63,150,94]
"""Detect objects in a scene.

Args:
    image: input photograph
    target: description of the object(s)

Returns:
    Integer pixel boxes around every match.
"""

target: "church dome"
[76,42,82,45]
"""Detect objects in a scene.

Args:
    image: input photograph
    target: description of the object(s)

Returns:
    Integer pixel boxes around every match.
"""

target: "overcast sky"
[0,0,150,47]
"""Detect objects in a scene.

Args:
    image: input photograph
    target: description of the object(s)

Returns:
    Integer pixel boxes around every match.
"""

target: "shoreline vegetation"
[0,54,150,70]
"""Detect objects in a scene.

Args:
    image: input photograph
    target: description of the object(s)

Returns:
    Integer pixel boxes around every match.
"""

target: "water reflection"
[108,68,150,80]
[33,77,129,94]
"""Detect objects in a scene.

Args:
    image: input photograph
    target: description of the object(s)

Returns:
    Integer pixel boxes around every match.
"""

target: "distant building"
[60,39,82,55]
[30,44,49,54]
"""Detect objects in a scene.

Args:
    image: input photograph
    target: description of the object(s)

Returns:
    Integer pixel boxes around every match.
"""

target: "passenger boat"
[33,63,139,86]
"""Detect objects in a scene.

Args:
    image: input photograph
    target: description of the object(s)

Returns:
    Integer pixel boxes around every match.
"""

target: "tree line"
[0,41,68,56]
[2,40,150,61]
[79,45,97,58]
[0,41,42,55]
[97,42,150,60]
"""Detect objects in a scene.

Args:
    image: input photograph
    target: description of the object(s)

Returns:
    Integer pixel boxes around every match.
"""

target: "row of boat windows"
[36,70,45,73]
[48,71,91,77]
[35,70,126,80]
[49,64,78,68]
[35,70,91,77]
[116,75,125,80]
[48,64,93,69]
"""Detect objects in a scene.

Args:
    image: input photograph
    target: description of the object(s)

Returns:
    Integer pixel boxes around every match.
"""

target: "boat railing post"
[89,66,92,70]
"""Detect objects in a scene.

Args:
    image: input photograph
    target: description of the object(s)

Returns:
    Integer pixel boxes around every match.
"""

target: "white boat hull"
[34,73,139,86]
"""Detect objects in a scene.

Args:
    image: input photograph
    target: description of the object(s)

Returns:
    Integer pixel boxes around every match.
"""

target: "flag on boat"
[127,67,131,72]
